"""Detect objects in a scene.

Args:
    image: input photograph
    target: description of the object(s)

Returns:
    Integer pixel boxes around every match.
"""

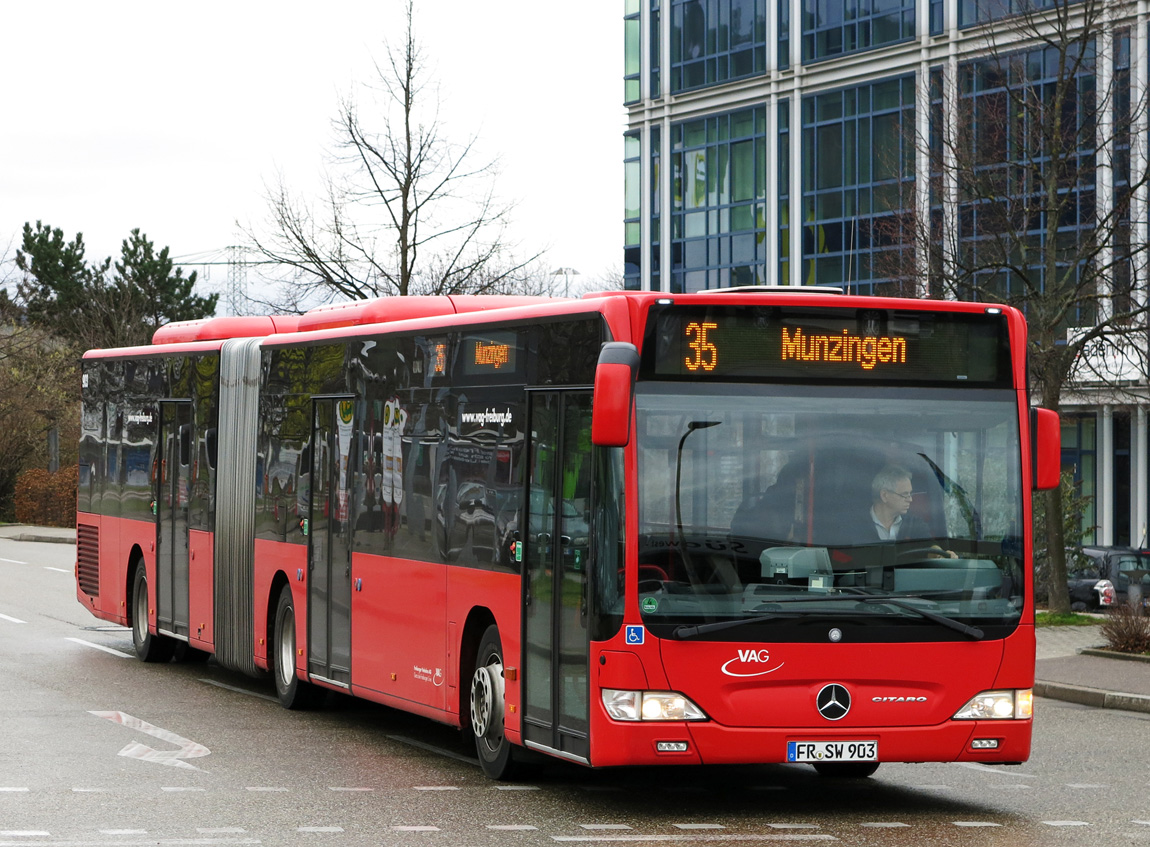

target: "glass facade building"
[623,0,1150,547]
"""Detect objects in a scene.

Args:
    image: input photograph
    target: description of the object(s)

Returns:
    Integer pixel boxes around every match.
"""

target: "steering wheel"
[622,564,671,593]
[896,546,950,563]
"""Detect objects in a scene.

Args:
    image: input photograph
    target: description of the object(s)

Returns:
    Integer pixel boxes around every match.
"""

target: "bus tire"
[813,762,880,779]
[130,563,175,663]
[272,585,321,710]
[470,624,517,780]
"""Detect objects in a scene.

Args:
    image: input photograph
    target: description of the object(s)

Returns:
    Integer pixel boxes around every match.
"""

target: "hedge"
[14,465,78,528]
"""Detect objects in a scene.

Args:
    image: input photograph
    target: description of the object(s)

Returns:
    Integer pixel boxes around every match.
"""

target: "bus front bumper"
[587,718,1032,768]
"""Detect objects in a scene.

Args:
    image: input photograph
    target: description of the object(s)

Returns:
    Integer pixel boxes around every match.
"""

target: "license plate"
[787,740,878,763]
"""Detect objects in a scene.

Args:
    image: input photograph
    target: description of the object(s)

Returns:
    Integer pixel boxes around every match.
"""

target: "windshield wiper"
[673,610,799,639]
[670,593,983,641]
[849,595,984,640]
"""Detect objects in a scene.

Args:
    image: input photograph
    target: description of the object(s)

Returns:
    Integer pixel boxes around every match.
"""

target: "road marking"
[953,821,1003,827]
[1044,821,1090,826]
[674,824,725,830]
[247,786,289,792]
[414,786,459,791]
[489,825,540,831]
[199,678,278,703]
[44,567,70,573]
[162,787,206,792]
[552,837,836,843]
[198,829,247,834]
[66,638,132,659]
[0,613,26,624]
[0,558,27,564]
[0,833,48,837]
[767,824,817,829]
[393,827,440,832]
[299,827,345,832]
[89,711,211,771]
[0,788,29,792]
[580,824,634,830]
[1067,783,1107,789]
[956,762,1038,777]
[495,784,540,791]
[100,830,147,835]
[329,787,374,792]
[0,840,261,845]
[860,823,910,828]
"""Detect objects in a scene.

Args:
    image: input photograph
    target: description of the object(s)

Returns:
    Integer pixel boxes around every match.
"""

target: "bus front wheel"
[470,625,517,780]
[272,585,321,710]
[131,563,174,663]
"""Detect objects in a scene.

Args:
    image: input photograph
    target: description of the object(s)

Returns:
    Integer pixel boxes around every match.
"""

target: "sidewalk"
[0,524,76,544]
[2,525,1147,713]
[1034,623,1150,713]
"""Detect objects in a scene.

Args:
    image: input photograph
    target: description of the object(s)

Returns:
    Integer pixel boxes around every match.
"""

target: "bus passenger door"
[522,391,592,763]
[308,398,355,686]
[156,401,192,639]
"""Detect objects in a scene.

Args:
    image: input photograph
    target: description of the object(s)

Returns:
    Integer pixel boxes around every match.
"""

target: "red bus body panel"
[188,529,215,651]
[252,539,308,671]
[75,515,155,628]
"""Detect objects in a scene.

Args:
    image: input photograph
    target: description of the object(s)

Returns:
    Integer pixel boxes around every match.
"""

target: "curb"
[1079,647,1150,663]
[4,533,75,545]
[1034,680,1150,714]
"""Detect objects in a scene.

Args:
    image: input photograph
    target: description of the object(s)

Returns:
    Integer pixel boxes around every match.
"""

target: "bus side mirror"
[1031,407,1061,491]
[592,342,640,447]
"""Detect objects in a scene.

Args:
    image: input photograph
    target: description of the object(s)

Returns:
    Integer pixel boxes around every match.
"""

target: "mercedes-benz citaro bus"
[76,288,1060,779]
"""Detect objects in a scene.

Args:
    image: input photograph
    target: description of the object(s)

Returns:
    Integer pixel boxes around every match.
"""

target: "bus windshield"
[634,385,1025,640]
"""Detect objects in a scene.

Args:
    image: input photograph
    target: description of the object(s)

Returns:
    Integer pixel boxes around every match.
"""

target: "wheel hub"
[470,658,504,740]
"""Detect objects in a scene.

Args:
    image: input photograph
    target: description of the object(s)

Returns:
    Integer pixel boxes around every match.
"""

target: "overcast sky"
[0,2,623,306]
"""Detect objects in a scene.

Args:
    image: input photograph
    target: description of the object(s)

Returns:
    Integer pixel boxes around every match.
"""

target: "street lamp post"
[552,267,580,298]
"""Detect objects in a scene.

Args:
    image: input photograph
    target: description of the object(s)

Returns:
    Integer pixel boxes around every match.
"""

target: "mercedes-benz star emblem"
[816,684,851,721]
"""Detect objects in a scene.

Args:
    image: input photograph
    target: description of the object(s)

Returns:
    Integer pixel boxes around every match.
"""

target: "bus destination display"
[460,330,520,376]
[647,306,1009,385]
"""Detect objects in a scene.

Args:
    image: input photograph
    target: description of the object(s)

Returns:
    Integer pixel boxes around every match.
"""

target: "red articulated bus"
[76,288,1061,779]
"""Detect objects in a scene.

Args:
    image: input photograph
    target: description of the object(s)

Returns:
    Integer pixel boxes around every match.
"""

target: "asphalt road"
[1,535,1148,846]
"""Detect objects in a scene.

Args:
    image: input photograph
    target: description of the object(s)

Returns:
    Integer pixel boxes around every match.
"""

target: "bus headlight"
[953,689,1032,720]
[601,689,708,722]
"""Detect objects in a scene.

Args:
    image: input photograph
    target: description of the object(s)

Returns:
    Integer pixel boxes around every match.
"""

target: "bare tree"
[245,1,538,308]
[874,0,1150,613]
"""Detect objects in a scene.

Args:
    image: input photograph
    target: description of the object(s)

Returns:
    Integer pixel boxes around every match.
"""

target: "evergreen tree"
[14,223,216,349]
[16,221,110,342]
[113,228,217,343]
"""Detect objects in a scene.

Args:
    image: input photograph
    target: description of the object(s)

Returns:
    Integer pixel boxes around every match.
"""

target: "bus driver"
[864,464,956,557]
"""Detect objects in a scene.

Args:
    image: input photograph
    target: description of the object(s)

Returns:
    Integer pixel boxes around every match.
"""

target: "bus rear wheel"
[130,563,174,663]
[470,625,517,780]
[272,585,321,709]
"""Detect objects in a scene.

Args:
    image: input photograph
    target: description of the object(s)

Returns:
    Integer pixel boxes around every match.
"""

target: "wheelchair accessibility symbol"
[625,625,645,645]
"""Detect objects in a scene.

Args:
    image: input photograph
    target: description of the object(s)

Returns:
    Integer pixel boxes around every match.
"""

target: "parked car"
[1066,546,1150,610]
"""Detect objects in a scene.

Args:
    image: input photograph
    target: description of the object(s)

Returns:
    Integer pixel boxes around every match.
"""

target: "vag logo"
[721,649,785,678]
[872,696,928,702]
